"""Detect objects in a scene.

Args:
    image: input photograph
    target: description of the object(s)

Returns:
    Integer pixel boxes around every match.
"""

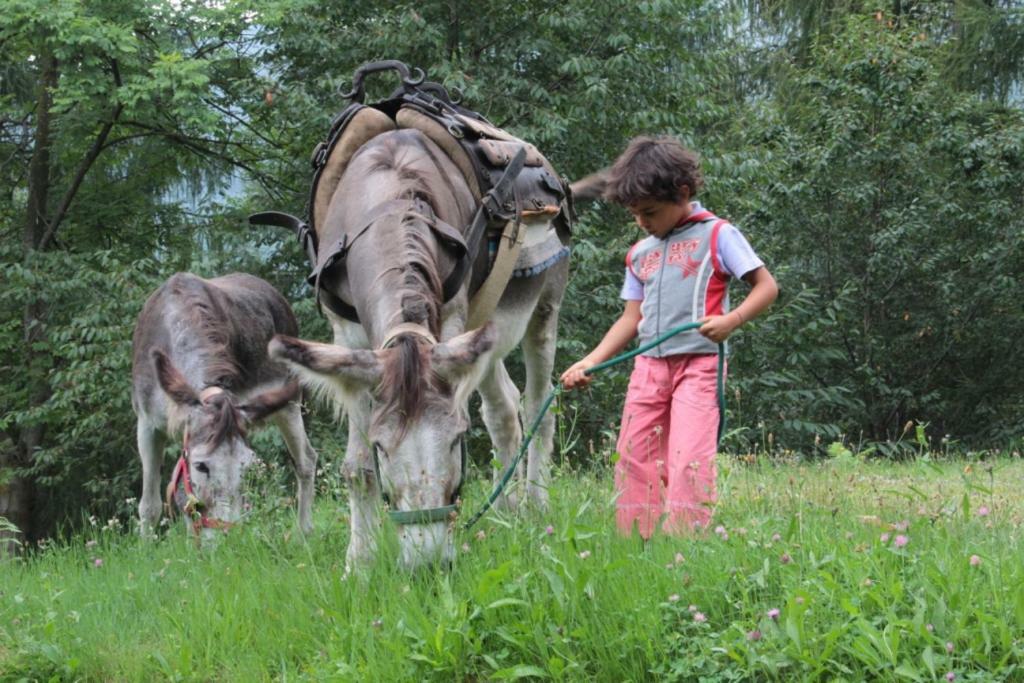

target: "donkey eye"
[194,461,210,475]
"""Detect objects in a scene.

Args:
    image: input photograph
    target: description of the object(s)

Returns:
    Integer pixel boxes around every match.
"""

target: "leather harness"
[250,60,570,326]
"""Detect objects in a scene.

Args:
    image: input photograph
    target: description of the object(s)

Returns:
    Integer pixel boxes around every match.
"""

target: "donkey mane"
[359,132,454,430]
[196,393,247,450]
[167,275,243,390]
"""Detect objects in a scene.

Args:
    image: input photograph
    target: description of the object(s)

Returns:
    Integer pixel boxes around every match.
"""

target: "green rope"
[463,321,725,530]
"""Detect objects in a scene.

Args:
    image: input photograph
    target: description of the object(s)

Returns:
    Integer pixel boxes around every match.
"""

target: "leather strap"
[199,386,224,403]
[380,322,437,349]
[467,216,524,329]
[248,211,318,271]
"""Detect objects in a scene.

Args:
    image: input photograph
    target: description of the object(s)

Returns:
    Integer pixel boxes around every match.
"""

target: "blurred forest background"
[2,0,1022,544]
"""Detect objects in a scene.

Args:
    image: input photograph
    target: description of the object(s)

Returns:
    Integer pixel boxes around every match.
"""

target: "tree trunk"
[0,446,32,553]
[4,47,59,554]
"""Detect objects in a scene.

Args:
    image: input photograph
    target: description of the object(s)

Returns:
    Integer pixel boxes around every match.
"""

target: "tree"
[0,0,275,547]
[718,11,1024,449]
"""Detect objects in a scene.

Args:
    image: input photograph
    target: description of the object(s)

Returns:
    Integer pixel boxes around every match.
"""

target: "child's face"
[627,196,692,239]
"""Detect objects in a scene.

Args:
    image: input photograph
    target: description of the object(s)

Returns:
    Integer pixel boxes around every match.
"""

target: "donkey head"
[269,324,495,569]
[152,350,298,537]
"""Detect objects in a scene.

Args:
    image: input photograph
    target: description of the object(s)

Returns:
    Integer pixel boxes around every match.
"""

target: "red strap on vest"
[710,219,728,277]
[684,210,716,225]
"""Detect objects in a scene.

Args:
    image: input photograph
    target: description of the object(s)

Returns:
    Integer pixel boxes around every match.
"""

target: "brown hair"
[604,135,703,205]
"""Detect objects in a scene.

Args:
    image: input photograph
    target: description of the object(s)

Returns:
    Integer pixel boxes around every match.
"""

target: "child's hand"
[699,312,742,343]
[560,359,596,390]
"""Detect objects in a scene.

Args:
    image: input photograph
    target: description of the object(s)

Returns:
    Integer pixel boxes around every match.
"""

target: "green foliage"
[719,13,1024,449]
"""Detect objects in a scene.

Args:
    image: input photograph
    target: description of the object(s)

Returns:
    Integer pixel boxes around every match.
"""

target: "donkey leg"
[521,295,563,510]
[342,399,382,570]
[477,359,524,510]
[272,403,319,535]
[136,419,166,537]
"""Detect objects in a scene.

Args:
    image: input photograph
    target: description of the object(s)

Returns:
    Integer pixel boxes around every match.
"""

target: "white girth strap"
[380,322,437,349]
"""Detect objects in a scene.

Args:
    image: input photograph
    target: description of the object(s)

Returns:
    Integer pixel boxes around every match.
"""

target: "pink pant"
[615,353,723,538]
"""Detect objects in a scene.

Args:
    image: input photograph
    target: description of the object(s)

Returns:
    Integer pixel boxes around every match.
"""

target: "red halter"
[165,431,235,537]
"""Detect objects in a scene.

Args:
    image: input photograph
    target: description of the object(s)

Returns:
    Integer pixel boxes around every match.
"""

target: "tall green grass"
[2,456,1022,681]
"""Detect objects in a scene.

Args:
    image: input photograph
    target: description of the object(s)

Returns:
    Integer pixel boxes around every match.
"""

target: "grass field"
[2,455,1023,681]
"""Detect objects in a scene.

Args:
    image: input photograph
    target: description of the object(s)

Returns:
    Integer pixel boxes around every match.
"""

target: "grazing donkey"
[268,125,570,570]
[132,272,318,540]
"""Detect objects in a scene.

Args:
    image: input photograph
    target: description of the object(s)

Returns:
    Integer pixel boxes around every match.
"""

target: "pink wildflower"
[545,525,554,535]
[747,629,762,641]
[688,604,698,613]
[780,552,792,564]
[693,611,706,623]
[894,535,909,548]
[945,672,955,682]
[771,533,781,542]
[880,533,890,543]
[926,623,934,632]
[92,558,103,568]
[969,554,981,566]
[977,506,989,517]
[946,641,954,653]
[714,525,726,535]
[767,608,780,621]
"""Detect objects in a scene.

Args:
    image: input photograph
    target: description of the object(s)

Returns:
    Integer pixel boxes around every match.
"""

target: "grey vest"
[627,213,730,357]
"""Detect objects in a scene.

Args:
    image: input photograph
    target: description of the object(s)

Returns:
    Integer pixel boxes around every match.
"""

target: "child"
[561,136,778,537]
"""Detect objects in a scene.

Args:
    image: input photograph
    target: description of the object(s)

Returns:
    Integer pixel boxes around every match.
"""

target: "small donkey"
[131,272,318,539]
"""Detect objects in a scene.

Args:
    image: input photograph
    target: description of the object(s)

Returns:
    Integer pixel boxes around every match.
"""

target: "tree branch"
[37,59,125,251]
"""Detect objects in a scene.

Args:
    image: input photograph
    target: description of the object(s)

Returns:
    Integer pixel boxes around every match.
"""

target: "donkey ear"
[152,350,200,407]
[239,381,300,424]
[431,322,496,389]
[568,169,610,204]
[269,334,383,399]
